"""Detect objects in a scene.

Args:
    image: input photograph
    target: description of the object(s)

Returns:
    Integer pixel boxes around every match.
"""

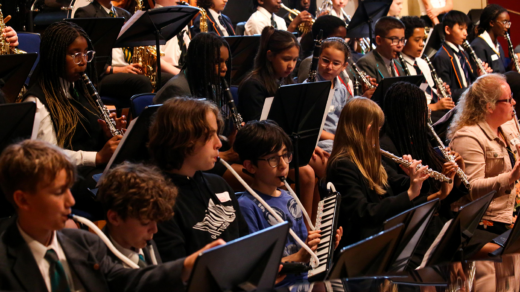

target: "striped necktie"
[271,15,277,29]
[138,254,147,268]
[45,249,71,292]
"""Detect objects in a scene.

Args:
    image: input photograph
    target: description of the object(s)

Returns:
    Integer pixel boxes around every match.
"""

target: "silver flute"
[427,123,470,188]
[398,53,410,76]
[352,62,375,89]
[82,73,122,136]
[380,149,453,183]
[462,40,487,75]
[422,55,450,99]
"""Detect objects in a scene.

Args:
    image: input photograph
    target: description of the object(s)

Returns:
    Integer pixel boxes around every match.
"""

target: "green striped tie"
[45,249,71,292]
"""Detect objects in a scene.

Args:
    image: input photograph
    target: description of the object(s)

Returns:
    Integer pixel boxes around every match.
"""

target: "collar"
[479,31,501,55]
[109,234,142,265]
[98,1,115,15]
[17,223,61,264]
[257,6,274,19]
[380,54,393,67]
[164,170,203,185]
[209,8,221,20]
[317,73,342,89]
[402,53,416,65]
[154,3,163,7]
[445,41,462,53]
[477,120,504,144]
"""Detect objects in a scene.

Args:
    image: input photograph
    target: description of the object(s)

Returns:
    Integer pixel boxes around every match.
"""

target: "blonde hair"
[328,97,388,195]
[448,74,507,139]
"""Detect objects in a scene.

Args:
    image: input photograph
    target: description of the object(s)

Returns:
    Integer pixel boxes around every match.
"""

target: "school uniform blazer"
[74,1,132,20]
[0,221,185,292]
[192,12,235,37]
[355,50,406,83]
[471,36,506,74]
[432,43,478,101]
[153,71,191,104]
[102,226,163,265]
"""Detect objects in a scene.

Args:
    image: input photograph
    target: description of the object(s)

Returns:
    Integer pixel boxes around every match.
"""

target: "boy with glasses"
[356,16,407,83]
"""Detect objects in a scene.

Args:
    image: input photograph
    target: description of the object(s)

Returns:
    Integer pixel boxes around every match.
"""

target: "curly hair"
[97,162,177,223]
[197,0,213,10]
[478,4,507,35]
[448,74,507,139]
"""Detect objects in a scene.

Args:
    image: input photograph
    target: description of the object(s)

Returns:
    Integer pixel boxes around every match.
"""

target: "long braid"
[382,82,445,190]
[37,21,99,149]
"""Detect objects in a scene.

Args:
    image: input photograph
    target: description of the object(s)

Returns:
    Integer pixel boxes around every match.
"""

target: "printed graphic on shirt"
[193,198,236,239]
[264,206,286,226]
[287,198,302,220]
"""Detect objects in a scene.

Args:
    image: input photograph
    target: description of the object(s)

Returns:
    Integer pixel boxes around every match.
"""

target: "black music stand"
[423,24,445,59]
[372,75,426,108]
[224,36,260,86]
[0,54,38,103]
[114,6,200,91]
[327,224,405,279]
[67,18,125,79]
[489,209,520,256]
[266,81,332,196]
[345,0,392,47]
[187,222,289,292]
[384,199,439,272]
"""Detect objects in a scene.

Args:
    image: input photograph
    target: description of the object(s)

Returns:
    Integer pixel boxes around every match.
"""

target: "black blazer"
[153,71,191,104]
[0,221,185,292]
[471,36,507,74]
[102,226,162,265]
[192,11,235,37]
[355,50,406,83]
[74,1,132,20]
[326,158,414,249]
[237,77,270,122]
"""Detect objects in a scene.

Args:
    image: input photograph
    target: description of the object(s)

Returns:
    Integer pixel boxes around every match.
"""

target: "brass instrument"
[422,55,450,99]
[199,7,208,33]
[352,62,375,90]
[280,3,314,35]
[380,149,453,183]
[0,5,26,55]
[398,53,410,76]
[221,78,243,130]
[462,40,487,75]
[316,0,333,15]
[82,73,122,137]
[505,32,520,73]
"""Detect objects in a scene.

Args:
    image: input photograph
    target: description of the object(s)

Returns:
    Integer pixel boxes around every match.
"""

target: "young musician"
[0,140,225,291]
[244,0,313,35]
[97,162,177,267]
[388,0,403,18]
[326,97,430,248]
[149,97,249,262]
[400,16,455,115]
[356,16,406,83]
[23,21,125,218]
[193,0,235,37]
[432,11,491,101]
[2,25,18,48]
[283,0,313,28]
[74,0,155,100]
[471,4,509,74]
[234,120,343,285]
[326,0,348,22]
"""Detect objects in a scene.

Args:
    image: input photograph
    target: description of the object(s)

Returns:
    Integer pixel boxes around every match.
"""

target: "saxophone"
[462,40,487,75]
[505,32,520,73]
[422,55,450,99]
[177,1,207,33]
[352,62,375,89]
[0,5,26,55]
[380,149,453,183]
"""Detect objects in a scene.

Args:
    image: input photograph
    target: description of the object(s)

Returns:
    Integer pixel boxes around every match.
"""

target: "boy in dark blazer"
[192,0,235,37]
[356,16,407,83]
[0,140,224,292]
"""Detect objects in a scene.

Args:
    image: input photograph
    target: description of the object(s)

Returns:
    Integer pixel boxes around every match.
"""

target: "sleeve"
[154,216,188,262]
[111,48,129,67]
[73,7,89,18]
[192,15,202,38]
[238,196,263,234]
[244,16,262,36]
[238,79,269,122]
[25,96,97,167]
[153,79,185,104]
[298,58,311,83]
[329,159,413,228]
[450,134,513,200]
[471,40,489,65]
[356,55,378,81]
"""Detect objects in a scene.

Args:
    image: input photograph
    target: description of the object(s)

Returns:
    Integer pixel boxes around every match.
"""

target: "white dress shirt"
[419,0,446,16]
[110,235,158,268]
[25,79,97,167]
[209,8,229,36]
[245,6,287,36]
[155,4,191,69]
[329,8,347,21]
[445,41,468,87]
[401,53,436,103]
[18,224,84,292]
[381,54,397,77]
[479,30,501,57]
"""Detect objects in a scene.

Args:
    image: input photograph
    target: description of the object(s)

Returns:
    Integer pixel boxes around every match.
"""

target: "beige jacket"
[450,119,519,224]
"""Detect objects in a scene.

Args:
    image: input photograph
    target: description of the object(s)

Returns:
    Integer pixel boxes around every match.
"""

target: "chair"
[17,32,41,85]
[235,22,246,36]
[130,93,156,119]
[230,85,239,106]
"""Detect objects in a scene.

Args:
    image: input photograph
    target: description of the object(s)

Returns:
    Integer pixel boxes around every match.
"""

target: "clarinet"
[353,76,361,96]
[505,32,520,73]
[462,40,488,75]
[380,149,453,183]
[398,53,410,76]
[422,55,450,99]
[82,73,122,136]
[307,30,323,82]
[221,78,243,130]
[427,123,470,188]
[352,62,375,89]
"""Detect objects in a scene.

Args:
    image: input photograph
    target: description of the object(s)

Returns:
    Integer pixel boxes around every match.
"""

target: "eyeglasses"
[258,152,293,168]
[496,20,512,28]
[384,37,406,45]
[69,50,96,64]
[496,94,514,104]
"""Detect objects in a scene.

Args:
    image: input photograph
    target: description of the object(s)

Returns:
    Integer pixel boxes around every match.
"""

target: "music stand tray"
[371,75,426,108]
[0,54,38,103]
[346,0,392,46]
[223,35,260,86]
[490,209,520,256]
[0,102,37,154]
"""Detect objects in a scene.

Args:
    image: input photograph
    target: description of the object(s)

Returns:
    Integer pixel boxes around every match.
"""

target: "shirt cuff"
[83,151,98,167]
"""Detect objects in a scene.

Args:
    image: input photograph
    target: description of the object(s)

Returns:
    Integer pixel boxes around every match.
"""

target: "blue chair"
[130,93,156,118]
[17,32,41,85]
[230,85,239,106]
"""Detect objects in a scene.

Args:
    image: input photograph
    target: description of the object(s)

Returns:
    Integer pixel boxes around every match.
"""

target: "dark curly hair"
[97,162,177,223]
[401,16,426,40]
[197,0,213,10]
[478,4,507,34]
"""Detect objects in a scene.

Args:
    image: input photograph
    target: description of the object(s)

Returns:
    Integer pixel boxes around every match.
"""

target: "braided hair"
[381,82,444,189]
[35,20,99,149]
[184,32,231,107]
[478,4,508,35]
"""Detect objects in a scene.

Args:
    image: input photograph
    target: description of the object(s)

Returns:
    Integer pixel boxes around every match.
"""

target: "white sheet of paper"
[260,97,274,121]
[31,102,41,140]
[117,10,145,39]
[417,219,453,269]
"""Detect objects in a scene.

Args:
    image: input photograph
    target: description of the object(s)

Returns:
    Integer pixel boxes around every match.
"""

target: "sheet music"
[102,117,139,175]
[315,89,334,148]
[117,10,145,39]
[260,97,274,121]
[421,27,433,57]
[417,219,453,269]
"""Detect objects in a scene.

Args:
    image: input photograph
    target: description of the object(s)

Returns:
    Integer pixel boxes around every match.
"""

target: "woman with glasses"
[470,4,510,74]
[449,74,520,236]
[23,21,126,218]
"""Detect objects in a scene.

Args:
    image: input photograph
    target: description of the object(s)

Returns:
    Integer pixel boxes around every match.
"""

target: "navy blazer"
[471,36,507,74]
[74,1,132,20]
[0,221,185,292]
[356,50,406,83]
[192,12,235,37]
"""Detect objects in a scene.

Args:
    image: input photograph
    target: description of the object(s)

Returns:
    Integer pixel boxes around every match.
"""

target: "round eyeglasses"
[69,50,96,64]
[258,153,293,168]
